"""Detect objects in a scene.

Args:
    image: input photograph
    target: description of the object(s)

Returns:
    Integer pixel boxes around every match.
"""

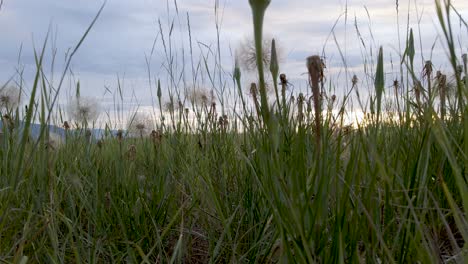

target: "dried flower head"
[116,129,123,142]
[0,86,21,112]
[218,115,229,130]
[150,129,163,145]
[127,112,154,138]
[297,93,305,121]
[306,55,324,144]
[437,71,447,120]
[250,83,258,99]
[63,121,71,130]
[126,144,137,161]
[423,60,433,78]
[279,73,287,86]
[67,96,100,125]
[352,75,359,87]
[414,81,422,108]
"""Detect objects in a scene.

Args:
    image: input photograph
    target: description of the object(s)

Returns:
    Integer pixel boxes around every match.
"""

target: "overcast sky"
[0,0,467,125]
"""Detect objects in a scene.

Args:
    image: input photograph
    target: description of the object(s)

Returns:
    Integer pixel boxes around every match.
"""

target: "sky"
[0,0,467,127]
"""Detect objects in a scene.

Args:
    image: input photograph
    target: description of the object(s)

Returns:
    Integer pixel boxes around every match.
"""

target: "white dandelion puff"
[67,96,101,125]
[0,86,21,112]
[127,112,154,138]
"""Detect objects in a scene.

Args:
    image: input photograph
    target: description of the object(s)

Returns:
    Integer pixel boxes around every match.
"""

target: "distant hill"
[0,120,117,140]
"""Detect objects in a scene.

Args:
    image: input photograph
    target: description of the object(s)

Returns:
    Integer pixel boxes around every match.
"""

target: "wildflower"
[352,75,358,87]
[63,121,70,130]
[297,93,305,122]
[67,96,100,125]
[436,71,447,120]
[125,144,137,161]
[414,81,422,109]
[306,55,324,144]
[393,79,399,92]
[0,85,21,112]
[150,129,162,145]
[250,83,259,99]
[249,82,262,117]
[279,73,288,105]
[279,73,287,86]
[218,115,229,130]
[116,129,123,142]
[127,112,153,138]
[423,60,433,77]
[233,57,242,84]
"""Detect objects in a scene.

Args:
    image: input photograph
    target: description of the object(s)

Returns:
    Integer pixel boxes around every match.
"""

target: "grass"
[0,0,467,263]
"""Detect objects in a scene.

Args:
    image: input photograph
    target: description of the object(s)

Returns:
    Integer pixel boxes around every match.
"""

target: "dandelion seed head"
[237,36,281,73]
[0,86,21,112]
[67,97,100,124]
[187,88,214,107]
[46,132,63,150]
[127,112,154,137]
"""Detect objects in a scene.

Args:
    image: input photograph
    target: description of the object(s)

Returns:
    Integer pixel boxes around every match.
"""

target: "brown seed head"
[423,60,433,78]
[150,129,162,145]
[306,56,324,86]
[126,144,137,161]
[63,121,70,130]
[279,73,287,85]
[250,83,258,99]
[116,129,123,142]
[352,75,358,87]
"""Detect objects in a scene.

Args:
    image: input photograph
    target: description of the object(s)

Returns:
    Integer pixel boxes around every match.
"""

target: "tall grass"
[0,0,467,263]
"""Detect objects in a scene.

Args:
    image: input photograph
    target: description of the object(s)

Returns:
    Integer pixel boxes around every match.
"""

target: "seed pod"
[306,55,323,144]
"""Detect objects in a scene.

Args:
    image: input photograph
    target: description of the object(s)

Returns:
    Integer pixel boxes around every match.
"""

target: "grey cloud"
[0,0,466,113]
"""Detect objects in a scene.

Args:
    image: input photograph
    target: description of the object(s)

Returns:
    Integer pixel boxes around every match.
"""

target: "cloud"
[0,0,466,118]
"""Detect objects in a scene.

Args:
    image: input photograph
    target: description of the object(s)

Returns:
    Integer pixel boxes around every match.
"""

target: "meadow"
[0,0,467,263]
